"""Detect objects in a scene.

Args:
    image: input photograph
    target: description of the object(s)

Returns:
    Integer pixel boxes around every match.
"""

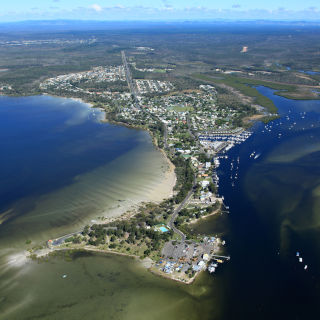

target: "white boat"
[208,262,217,273]
[299,257,303,263]
[296,252,300,257]
[304,265,308,270]
[208,266,216,273]
[254,153,261,159]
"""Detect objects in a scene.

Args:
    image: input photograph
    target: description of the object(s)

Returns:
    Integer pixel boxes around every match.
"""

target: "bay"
[2,87,320,319]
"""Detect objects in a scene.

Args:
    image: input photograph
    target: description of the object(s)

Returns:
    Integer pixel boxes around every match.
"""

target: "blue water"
[0,95,166,246]
[2,91,320,319]
[213,86,320,319]
[2,95,218,320]
[299,70,320,75]
[0,96,139,212]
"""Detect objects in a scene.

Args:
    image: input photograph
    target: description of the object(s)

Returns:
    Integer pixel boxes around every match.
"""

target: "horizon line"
[2,18,320,24]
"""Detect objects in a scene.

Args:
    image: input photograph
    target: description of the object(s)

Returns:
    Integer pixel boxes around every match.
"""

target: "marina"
[211,86,320,319]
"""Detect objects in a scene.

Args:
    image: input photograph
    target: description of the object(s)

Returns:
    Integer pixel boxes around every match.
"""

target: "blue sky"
[1,0,320,21]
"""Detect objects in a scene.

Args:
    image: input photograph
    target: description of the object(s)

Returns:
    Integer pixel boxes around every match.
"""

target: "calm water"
[1,90,320,319]
[0,95,173,245]
[1,95,216,320]
[212,86,320,319]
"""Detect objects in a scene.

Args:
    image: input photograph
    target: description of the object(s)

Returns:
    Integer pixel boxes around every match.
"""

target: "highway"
[187,115,205,154]
[168,175,197,242]
[121,51,195,243]
[121,50,140,108]
[163,122,168,149]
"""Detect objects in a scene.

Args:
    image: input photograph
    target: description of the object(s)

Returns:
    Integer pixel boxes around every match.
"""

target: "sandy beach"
[66,96,177,208]
[99,150,176,223]
[41,94,176,224]
[147,151,176,202]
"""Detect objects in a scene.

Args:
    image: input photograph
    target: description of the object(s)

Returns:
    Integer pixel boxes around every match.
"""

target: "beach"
[98,150,176,223]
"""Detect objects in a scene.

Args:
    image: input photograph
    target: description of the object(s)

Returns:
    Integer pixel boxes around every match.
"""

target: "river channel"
[200,86,320,319]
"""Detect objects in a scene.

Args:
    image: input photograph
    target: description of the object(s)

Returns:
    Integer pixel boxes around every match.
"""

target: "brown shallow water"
[0,96,203,320]
[1,251,223,320]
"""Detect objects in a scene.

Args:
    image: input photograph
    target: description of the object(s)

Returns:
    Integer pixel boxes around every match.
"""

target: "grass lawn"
[170,105,194,112]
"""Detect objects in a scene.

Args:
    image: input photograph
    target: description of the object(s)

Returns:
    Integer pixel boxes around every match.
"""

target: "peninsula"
[27,50,266,283]
[2,25,318,284]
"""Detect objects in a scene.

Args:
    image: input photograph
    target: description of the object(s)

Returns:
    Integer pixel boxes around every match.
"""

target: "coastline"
[32,246,199,284]
[42,93,93,107]
[22,92,220,285]
[43,93,177,222]
[187,207,222,225]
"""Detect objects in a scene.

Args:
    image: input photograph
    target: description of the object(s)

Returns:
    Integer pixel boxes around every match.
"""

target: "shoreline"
[187,207,222,225]
[19,92,217,285]
[45,93,177,223]
[42,93,93,108]
[23,94,190,282]
[31,246,201,284]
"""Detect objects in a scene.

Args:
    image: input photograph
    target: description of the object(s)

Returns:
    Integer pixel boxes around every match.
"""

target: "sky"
[1,0,320,22]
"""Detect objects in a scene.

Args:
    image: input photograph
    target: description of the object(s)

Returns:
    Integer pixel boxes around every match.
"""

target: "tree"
[82,225,90,235]
[208,182,217,193]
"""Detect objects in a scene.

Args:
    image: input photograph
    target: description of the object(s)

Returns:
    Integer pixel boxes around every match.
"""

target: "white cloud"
[308,7,319,12]
[91,4,102,12]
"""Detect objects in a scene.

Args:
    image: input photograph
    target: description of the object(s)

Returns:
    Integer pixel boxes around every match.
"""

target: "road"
[51,232,82,246]
[163,122,168,149]
[187,115,205,154]
[121,52,194,242]
[168,175,197,242]
[121,50,140,109]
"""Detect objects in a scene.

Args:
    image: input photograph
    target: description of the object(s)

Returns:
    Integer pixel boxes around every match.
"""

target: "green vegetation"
[1,23,320,100]
[154,69,166,73]
[79,204,174,258]
[193,74,285,113]
[170,105,194,112]
[193,73,320,112]
[171,157,194,204]
[13,23,320,281]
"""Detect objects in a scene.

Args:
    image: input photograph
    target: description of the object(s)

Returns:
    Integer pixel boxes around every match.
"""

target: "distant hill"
[1,19,320,33]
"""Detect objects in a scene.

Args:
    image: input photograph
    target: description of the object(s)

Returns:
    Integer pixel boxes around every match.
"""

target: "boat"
[304,265,308,270]
[208,265,216,273]
[296,252,300,257]
[254,153,261,159]
[299,257,303,263]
